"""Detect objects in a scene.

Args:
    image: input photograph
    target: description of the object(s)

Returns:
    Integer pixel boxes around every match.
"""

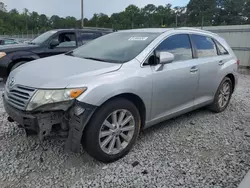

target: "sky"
[2,0,189,19]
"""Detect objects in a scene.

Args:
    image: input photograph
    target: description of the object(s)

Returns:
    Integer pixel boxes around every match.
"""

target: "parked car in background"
[0,27,115,79]
[0,38,20,45]
[3,28,238,163]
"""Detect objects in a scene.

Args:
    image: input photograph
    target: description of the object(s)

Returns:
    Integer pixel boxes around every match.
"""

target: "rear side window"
[80,32,101,42]
[191,35,217,58]
[156,34,193,61]
[215,40,229,55]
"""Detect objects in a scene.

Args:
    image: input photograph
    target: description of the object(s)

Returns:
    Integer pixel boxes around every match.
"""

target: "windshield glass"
[71,32,159,63]
[31,31,57,44]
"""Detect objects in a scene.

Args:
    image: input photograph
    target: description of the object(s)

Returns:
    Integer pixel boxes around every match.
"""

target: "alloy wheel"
[218,81,231,109]
[99,109,135,155]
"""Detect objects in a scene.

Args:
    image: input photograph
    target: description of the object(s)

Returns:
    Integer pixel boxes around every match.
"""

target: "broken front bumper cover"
[3,95,97,152]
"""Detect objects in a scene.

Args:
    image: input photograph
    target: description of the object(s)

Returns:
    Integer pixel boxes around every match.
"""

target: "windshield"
[31,31,57,44]
[71,32,159,63]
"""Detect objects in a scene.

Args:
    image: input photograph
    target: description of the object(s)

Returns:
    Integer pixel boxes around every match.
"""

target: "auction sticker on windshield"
[129,37,148,41]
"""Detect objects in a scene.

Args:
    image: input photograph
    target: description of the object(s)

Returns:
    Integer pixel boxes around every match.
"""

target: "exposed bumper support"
[65,101,97,152]
[3,96,97,152]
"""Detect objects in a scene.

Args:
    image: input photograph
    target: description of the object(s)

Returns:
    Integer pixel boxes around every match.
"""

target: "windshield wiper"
[65,51,74,56]
[28,42,36,45]
[83,57,109,62]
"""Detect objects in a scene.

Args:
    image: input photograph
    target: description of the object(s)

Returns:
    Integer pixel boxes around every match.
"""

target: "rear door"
[190,34,225,106]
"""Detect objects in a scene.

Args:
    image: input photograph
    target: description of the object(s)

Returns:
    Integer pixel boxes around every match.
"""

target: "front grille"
[5,85,36,110]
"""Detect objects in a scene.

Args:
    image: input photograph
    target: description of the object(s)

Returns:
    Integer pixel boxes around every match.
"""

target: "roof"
[119,27,218,36]
[52,27,115,32]
[119,28,174,33]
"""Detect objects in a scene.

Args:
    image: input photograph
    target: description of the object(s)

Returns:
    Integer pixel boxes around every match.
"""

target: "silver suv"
[3,28,238,162]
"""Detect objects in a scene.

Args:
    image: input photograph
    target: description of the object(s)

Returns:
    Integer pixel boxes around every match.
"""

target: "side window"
[215,40,229,55]
[80,32,101,43]
[156,34,193,62]
[191,35,217,58]
[52,32,77,47]
[4,40,17,45]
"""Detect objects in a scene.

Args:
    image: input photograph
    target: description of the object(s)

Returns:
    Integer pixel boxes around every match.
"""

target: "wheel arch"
[7,52,40,73]
[225,73,236,92]
[94,93,146,130]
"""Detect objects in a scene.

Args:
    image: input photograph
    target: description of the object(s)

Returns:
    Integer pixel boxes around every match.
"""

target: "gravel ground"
[0,74,250,188]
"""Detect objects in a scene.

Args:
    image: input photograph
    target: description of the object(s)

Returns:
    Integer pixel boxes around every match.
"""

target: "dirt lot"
[0,74,250,188]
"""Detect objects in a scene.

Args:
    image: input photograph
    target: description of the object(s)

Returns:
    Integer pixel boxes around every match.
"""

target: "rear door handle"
[219,60,224,66]
[190,66,199,73]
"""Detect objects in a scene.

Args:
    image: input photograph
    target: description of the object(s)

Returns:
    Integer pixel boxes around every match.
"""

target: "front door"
[150,34,199,121]
[41,32,77,58]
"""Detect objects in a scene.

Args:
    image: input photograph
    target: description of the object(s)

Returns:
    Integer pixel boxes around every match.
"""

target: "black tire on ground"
[10,61,27,72]
[83,98,141,163]
[209,77,233,113]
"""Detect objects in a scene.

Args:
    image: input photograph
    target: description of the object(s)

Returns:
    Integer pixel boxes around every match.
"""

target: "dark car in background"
[0,38,20,45]
[0,27,115,79]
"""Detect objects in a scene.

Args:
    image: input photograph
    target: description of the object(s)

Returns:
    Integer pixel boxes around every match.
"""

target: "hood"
[9,54,122,88]
[0,44,39,52]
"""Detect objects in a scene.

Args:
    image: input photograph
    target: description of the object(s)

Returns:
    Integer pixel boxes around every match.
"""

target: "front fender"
[8,51,40,63]
[76,67,153,121]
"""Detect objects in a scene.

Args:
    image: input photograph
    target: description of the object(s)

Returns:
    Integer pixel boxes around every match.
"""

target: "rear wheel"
[209,77,233,113]
[83,98,141,163]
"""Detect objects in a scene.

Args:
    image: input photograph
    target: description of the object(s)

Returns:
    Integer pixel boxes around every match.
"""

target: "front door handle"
[219,60,224,66]
[190,66,199,73]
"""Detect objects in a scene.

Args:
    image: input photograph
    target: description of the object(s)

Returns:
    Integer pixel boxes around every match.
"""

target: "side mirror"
[49,40,59,48]
[158,51,174,64]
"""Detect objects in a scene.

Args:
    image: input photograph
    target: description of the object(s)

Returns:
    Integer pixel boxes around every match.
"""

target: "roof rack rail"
[177,27,218,35]
[80,27,116,31]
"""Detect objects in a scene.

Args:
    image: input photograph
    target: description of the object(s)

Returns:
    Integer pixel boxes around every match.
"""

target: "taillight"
[237,60,240,66]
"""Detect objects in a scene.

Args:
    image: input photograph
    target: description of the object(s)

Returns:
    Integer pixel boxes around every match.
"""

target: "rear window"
[191,35,217,58]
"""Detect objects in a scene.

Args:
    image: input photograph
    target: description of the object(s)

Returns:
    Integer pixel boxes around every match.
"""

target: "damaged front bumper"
[3,96,97,152]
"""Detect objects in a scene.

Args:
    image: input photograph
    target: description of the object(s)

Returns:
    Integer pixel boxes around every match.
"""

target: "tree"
[142,4,157,27]
[0,1,249,35]
[124,5,141,28]
[187,0,217,26]
[0,2,6,12]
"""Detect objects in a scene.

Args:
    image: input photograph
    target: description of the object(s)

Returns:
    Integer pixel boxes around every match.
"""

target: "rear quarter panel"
[214,35,239,92]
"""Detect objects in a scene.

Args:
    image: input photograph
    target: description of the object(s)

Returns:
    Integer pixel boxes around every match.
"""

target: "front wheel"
[10,61,27,72]
[209,77,233,113]
[83,98,141,163]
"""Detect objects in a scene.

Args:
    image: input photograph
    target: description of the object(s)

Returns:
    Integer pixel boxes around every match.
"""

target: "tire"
[83,98,141,163]
[2,77,7,84]
[209,77,233,113]
[10,61,27,72]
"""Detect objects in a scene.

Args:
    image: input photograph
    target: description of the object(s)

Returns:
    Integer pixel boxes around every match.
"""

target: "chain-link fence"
[0,30,45,42]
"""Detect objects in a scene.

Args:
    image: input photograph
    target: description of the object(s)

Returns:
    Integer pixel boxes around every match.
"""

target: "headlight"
[26,88,87,111]
[0,52,6,58]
